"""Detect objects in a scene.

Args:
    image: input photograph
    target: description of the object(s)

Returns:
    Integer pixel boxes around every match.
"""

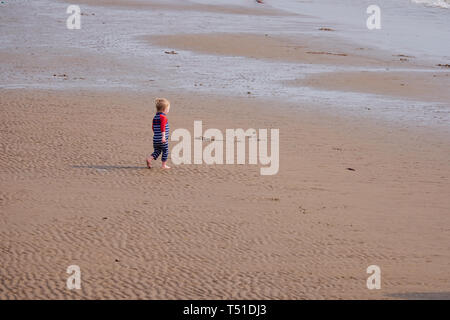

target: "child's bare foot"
[161,162,170,170]
[146,157,153,169]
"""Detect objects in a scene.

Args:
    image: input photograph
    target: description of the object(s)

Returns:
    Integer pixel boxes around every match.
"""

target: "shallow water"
[0,0,449,130]
[192,0,450,62]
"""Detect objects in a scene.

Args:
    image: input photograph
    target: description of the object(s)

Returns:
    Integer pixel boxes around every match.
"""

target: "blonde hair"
[155,98,170,112]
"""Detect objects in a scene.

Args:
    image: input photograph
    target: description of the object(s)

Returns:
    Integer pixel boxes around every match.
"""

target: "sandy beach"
[0,0,449,299]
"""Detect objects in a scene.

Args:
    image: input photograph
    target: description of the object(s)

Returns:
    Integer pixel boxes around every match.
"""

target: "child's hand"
[162,137,166,143]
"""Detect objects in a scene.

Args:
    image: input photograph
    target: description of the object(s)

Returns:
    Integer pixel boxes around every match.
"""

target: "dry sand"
[1,0,449,300]
[1,89,449,299]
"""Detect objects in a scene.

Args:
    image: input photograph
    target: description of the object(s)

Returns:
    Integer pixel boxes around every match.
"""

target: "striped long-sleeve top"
[152,112,169,143]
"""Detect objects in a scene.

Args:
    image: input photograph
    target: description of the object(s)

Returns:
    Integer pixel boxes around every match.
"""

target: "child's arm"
[160,114,168,143]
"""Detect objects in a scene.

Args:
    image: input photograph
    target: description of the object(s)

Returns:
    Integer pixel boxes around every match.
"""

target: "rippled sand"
[1,90,449,299]
[1,0,449,300]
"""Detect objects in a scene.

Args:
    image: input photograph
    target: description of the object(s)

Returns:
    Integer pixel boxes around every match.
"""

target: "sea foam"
[412,0,450,9]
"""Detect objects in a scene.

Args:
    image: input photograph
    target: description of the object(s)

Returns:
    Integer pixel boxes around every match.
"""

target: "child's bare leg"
[146,157,153,169]
[161,161,170,169]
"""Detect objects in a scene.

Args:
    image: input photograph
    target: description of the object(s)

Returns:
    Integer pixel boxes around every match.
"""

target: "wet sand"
[56,0,295,16]
[145,33,395,67]
[289,71,450,103]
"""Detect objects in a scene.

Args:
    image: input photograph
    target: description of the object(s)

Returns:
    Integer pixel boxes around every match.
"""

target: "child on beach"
[147,98,170,169]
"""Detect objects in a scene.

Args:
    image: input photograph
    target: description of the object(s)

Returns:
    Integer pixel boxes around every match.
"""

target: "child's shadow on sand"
[72,165,148,171]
